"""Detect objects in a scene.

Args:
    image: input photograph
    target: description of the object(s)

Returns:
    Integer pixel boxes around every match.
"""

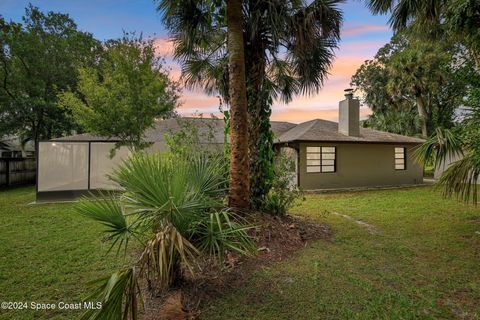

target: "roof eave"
[274,139,424,145]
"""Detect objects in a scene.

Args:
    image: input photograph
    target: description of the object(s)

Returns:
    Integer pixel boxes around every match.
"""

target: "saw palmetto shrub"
[77,153,255,320]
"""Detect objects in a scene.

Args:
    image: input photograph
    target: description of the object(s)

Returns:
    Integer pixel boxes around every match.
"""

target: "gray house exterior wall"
[297,142,423,190]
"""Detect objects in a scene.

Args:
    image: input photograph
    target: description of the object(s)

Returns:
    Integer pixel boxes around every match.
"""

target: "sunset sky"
[1,0,393,123]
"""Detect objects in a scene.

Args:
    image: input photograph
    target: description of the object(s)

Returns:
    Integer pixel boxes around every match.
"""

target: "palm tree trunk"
[227,0,250,209]
[415,93,428,138]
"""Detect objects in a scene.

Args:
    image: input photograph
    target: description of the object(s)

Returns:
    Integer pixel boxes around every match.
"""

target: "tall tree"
[365,0,480,67]
[386,39,449,137]
[59,34,178,152]
[352,32,467,137]
[157,0,342,207]
[364,0,480,203]
[226,0,250,208]
[414,49,480,204]
[0,6,99,145]
[243,0,341,208]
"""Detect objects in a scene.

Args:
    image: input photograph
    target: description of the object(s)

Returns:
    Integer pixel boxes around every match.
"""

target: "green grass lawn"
[0,187,122,320]
[1,186,479,320]
[204,187,480,320]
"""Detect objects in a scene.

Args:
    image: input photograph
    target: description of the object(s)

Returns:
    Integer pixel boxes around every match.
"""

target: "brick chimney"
[338,89,360,137]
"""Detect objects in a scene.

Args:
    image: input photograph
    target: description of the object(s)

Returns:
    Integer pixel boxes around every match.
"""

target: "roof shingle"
[275,119,424,144]
[52,117,424,145]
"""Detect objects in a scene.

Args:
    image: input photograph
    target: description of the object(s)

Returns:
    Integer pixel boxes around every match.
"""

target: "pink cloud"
[177,92,220,110]
[342,24,390,37]
[270,107,371,123]
[329,55,368,77]
[153,37,174,57]
[158,31,388,124]
[339,40,387,57]
[165,64,181,81]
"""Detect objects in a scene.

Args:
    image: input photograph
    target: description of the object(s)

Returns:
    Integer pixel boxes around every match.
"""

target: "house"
[274,91,425,190]
[36,92,425,201]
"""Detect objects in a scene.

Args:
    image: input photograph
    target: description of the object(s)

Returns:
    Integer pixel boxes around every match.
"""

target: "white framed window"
[394,147,406,170]
[306,146,336,173]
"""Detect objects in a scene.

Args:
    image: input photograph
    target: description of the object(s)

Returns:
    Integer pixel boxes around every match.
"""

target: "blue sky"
[1,0,393,122]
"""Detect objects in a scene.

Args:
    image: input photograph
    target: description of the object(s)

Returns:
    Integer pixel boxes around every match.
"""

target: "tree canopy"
[362,0,480,204]
[352,31,469,137]
[0,5,100,143]
[365,0,480,67]
[59,34,179,151]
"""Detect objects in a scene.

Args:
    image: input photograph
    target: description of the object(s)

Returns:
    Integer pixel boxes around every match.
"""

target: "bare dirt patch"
[141,214,332,320]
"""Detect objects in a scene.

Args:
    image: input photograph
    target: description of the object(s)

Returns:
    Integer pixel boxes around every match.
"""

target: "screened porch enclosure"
[37,141,130,202]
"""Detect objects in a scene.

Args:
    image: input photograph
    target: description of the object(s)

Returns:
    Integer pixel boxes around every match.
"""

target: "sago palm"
[78,153,255,320]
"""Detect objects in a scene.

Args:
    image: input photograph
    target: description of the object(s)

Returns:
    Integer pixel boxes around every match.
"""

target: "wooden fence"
[0,158,36,188]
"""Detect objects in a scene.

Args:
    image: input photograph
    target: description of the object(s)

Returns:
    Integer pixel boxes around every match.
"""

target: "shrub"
[261,149,304,216]
[164,116,230,189]
[262,187,302,216]
[77,153,254,319]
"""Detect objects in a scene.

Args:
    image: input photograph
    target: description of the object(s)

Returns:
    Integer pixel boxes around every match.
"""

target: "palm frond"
[81,267,142,320]
[439,152,480,205]
[76,195,134,256]
[366,0,395,14]
[192,209,256,260]
[188,153,227,198]
[111,154,204,226]
[365,0,443,31]
[413,127,464,169]
[138,224,199,288]
[284,0,342,95]
[266,56,298,103]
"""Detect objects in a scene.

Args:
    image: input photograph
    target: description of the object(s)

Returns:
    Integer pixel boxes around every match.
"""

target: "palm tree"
[78,153,254,319]
[226,0,250,209]
[385,40,449,137]
[159,0,251,209]
[365,0,480,67]
[157,0,342,206]
[244,0,342,207]
[365,0,443,30]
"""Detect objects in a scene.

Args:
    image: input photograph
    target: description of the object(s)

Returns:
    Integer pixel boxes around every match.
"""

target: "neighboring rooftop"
[52,117,424,145]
